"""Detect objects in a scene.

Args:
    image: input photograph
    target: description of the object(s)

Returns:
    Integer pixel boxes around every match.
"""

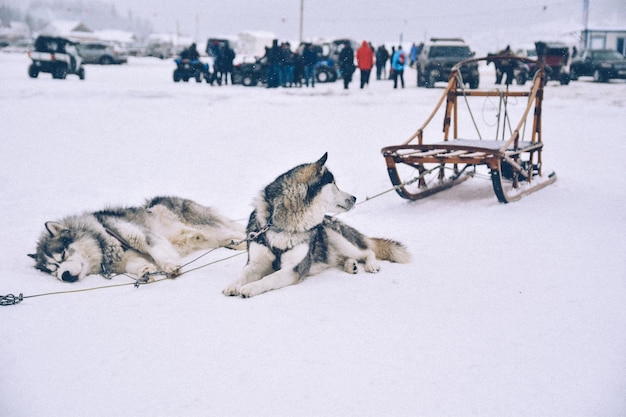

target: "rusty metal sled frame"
[381,56,557,203]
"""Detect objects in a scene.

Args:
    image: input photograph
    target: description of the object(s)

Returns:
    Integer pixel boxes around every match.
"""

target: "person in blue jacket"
[391,45,406,89]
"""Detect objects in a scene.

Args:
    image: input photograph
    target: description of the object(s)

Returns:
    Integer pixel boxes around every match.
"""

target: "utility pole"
[299,0,304,43]
[582,0,589,48]
[195,14,199,43]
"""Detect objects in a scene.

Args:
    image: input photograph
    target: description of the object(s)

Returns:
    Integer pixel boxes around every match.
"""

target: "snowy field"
[1,52,625,417]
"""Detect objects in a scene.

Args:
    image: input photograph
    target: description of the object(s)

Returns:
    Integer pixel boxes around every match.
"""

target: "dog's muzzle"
[340,195,357,211]
[56,258,85,283]
[60,271,79,282]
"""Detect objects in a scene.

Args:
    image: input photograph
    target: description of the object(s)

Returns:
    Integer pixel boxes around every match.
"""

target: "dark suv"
[570,49,626,82]
[28,36,85,79]
[416,38,478,88]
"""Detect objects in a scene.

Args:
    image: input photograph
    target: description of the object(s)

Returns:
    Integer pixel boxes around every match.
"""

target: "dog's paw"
[159,262,181,275]
[226,240,247,251]
[343,259,359,274]
[364,260,381,273]
[238,284,259,298]
[138,264,158,281]
[222,285,241,297]
[138,273,153,283]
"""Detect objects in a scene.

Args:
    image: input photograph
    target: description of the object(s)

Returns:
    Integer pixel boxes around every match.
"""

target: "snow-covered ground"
[1,52,625,417]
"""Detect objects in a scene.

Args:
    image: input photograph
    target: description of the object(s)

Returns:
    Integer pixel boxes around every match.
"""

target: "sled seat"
[381,56,557,203]
[394,139,538,157]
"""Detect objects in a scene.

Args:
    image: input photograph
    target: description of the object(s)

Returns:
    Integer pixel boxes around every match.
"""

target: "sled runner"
[381,56,557,203]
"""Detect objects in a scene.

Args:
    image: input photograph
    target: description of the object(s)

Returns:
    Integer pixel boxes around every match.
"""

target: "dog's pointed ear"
[316,152,328,167]
[45,221,66,237]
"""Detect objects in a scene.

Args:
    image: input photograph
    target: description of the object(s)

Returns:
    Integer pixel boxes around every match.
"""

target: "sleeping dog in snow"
[30,196,245,282]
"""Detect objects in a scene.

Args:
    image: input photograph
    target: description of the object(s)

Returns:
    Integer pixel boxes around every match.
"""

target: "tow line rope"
[1,248,247,307]
[1,180,422,307]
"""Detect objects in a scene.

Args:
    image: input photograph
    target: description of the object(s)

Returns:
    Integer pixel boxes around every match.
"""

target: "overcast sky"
[106,0,625,42]
[8,0,626,48]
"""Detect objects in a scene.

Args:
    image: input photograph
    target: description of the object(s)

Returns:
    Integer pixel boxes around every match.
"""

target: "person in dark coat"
[302,43,318,87]
[339,43,355,89]
[265,39,282,88]
[293,50,304,87]
[185,43,199,60]
[221,44,235,85]
[280,42,294,87]
[207,40,224,85]
[375,44,389,80]
[497,45,514,85]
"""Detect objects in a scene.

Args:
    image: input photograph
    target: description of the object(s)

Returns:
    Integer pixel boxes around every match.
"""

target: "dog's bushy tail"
[371,238,411,263]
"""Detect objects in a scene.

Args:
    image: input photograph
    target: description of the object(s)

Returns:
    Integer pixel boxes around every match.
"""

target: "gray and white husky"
[30,196,246,282]
[222,153,410,298]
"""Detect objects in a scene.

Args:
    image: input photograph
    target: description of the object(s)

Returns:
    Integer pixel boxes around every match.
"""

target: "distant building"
[95,29,136,46]
[0,21,31,41]
[237,30,275,58]
[146,33,194,59]
[581,29,626,55]
[41,20,96,42]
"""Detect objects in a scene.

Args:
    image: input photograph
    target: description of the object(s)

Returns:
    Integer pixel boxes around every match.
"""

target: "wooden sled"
[381,56,557,203]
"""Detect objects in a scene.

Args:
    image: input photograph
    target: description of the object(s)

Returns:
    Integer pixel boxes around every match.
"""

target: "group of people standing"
[184,39,412,90]
[205,40,236,85]
[339,41,408,89]
[263,39,315,88]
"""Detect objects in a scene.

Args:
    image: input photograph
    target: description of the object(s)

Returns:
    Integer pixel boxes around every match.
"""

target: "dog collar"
[104,227,134,251]
[247,224,271,242]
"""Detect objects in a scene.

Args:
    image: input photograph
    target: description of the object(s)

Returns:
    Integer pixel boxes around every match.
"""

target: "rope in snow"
[2,184,384,307]
[0,293,23,306]
[0,249,246,306]
[2,167,489,307]
[359,174,423,203]
[359,164,481,204]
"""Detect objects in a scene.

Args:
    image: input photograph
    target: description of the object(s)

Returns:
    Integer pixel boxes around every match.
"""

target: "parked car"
[416,38,479,88]
[146,40,174,59]
[570,49,626,82]
[515,47,537,60]
[512,47,539,85]
[77,42,128,64]
[28,36,84,80]
[2,38,33,53]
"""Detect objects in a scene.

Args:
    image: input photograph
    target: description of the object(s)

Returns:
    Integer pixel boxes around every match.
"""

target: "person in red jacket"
[356,40,375,89]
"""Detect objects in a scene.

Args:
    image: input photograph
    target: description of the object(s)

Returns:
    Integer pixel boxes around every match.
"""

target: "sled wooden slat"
[459,151,488,158]
[402,148,448,157]
[439,150,469,158]
[381,55,557,203]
